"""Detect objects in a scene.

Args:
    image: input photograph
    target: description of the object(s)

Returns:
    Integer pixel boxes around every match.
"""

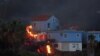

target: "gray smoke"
[0,0,100,30]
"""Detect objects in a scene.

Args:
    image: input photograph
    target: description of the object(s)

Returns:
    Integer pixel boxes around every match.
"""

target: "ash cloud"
[0,0,100,30]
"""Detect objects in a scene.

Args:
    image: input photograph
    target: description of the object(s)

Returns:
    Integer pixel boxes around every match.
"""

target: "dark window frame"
[47,23,50,28]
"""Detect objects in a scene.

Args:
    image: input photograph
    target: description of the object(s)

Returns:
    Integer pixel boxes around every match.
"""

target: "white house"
[47,30,82,52]
[31,15,59,32]
[87,31,100,42]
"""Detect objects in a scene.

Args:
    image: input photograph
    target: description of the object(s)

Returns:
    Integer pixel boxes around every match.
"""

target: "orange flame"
[46,45,51,54]
[26,25,37,38]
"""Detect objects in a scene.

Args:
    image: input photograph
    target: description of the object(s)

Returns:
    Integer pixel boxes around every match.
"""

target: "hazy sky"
[0,0,100,30]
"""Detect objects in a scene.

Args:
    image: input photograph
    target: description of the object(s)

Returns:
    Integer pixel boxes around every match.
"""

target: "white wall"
[31,16,59,32]
[55,43,62,51]
[47,30,82,42]
[32,21,48,32]
[55,42,82,51]
[69,42,82,51]
[62,43,70,51]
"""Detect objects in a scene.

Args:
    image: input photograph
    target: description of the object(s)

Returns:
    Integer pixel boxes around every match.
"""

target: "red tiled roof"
[32,15,50,21]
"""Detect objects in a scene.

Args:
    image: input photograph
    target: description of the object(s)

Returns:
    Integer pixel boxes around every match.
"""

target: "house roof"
[88,31,100,33]
[57,41,82,43]
[46,30,84,33]
[32,15,51,21]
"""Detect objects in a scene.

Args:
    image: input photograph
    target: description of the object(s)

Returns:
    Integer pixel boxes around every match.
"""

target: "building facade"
[31,16,59,32]
[87,31,100,42]
[47,30,82,51]
[30,15,100,52]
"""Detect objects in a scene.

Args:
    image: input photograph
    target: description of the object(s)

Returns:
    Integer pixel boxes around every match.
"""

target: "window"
[73,45,76,48]
[76,44,79,48]
[72,44,76,48]
[56,26,60,29]
[47,23,50,28]
[60,33,63,36]
[54,43,58,48]
[64,34,67,38]
[77,34,79,37]
[99,35,100,38]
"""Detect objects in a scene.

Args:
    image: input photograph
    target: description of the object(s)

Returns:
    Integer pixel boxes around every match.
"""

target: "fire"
[26,25,37,38]
[46,45,51,54]
[37,49,41,53]
[26,25,34,37]
[26,25,47,41]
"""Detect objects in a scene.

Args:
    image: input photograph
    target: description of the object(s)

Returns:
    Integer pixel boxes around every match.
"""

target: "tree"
[88,34,95,56]
[0,19,26,56]
[88,34,95,49]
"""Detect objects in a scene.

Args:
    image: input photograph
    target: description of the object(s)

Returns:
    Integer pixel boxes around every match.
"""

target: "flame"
[46,45,51,54]
[37,49,41,53]
[26,25,37,38]
[26,25,33,37]
[33,34,38,38]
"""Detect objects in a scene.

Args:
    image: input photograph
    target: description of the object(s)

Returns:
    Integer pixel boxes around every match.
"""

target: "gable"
[47,16,58,22]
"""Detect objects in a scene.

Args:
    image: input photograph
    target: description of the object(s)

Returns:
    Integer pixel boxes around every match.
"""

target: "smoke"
[0,0,100,30]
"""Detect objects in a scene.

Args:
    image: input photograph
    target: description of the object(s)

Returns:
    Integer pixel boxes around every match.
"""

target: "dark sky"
[0,0,100,30]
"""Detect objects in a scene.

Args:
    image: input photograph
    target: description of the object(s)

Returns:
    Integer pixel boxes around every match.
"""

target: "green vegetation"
[0,19,25,55]
[0,19,39,56]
